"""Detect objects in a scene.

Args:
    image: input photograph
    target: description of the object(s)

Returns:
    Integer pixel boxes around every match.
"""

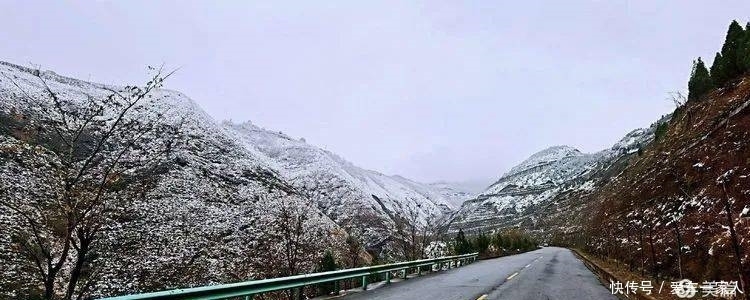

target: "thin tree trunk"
[722,182,746,298]
[44,276,55,300]
[639,225,646,277]
[673,222,683,279]
[648,224,658,280]
[627,226,634,271]
[66,229,93,300]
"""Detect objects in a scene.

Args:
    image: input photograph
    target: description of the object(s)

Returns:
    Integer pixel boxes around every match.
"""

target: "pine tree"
[688,57,714,101]
[473,233,491,254]
[725,21,746,72]
[319,249,337,272]
[712,20,746,86]
[711,52,728,87]
[739,22,750,73]
[317,250,338,295]
[454,229,473,254]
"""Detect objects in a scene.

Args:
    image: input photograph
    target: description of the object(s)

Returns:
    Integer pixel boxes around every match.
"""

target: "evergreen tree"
[712,20,746,86]
[725,21,746,74]
[319,250,337,272]
[688,57,713,101]
[655,122,669,141]
[454,229,473,254]
[493,234,507,251]
[317,250,338,295]
[711,52,728,87]
[473,233,491,254]
[739,22,750,73]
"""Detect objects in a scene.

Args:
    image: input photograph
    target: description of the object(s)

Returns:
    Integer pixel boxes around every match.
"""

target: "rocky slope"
[583,75,750,283]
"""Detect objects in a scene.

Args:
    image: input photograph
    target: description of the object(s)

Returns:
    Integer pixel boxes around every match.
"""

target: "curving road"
[339,247,616,300]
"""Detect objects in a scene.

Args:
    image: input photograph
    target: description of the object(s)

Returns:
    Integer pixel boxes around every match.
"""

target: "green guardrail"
[99,252,478,300]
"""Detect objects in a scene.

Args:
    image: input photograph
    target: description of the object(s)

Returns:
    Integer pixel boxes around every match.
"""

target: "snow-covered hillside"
[427,181,479,208]
[225,121,456,246]
[0,61,456,298]
[448,123,663,235]
[0,61,355,298]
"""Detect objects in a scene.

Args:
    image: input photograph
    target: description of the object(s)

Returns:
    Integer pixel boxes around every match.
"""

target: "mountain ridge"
[447,118,666,236]
[0,60,472,298]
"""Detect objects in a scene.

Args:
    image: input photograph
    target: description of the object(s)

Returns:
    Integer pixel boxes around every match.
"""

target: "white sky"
[1,1,748,184]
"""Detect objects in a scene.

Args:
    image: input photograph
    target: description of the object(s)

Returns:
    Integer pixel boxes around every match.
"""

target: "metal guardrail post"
[361,275,368,290]
[385,271,391,284]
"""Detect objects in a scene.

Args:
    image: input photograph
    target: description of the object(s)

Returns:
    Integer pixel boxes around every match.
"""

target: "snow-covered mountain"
[0,61,353,297]
[447,122,665,236]
[224,121,455,246]
[428,181,480,208]
[0,61,456,297]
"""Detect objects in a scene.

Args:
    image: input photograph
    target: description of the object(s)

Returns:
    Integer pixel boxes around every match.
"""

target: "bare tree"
[344,231,363,269]
[401,206,422,260]
[718,171,746,297]
[668,169,695,279]
[387,204,451,262]
[0,67,182,300]
[391,205,435,261]
[668,91,687,109]
[252,195,331,300]
[419,214,443,259]
[668,91,696,127]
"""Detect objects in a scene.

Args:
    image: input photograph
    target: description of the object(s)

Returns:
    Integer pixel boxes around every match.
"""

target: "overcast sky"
[1,1,748,185]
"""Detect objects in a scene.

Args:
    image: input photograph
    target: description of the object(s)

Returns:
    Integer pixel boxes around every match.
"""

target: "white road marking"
[525,264,531,268]
[476,294,488,300]
[507,272,519,280]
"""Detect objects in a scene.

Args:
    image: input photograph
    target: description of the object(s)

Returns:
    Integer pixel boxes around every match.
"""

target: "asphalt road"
[339,247,616,300]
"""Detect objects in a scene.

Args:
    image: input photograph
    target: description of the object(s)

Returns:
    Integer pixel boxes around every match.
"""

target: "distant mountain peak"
[449,125,657,235]
[527,145,582,160]
[505,145,582,177]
